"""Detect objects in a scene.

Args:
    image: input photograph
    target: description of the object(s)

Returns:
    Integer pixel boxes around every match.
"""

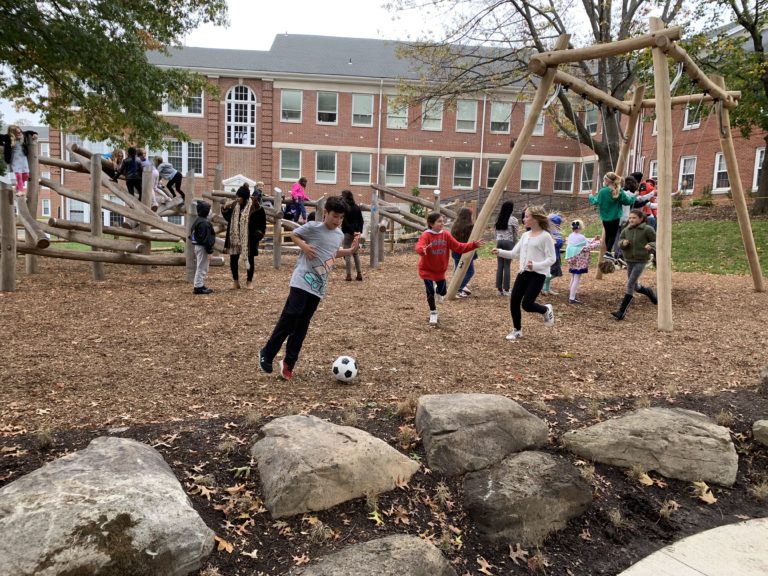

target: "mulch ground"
[1,208,768,575]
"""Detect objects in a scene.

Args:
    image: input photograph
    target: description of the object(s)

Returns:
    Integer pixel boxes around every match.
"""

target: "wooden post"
[273,187,283,269]
[378,190,386,263]
[25,137,40,274]
[185,172,196,282]
[650,17,674,332]
[90,154,106,281]
[0,184,16,291]
[389,219,395,254]
[212,163,223,217]
[138,167,153,274]
[446,34,570,300]
[369,187,379,268]
[712,75,765,292]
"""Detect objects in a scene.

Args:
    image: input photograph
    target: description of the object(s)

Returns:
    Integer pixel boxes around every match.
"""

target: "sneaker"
[258,348,273,374]
[345,275,352,281]
[502,290,511,297]
[603,252,617,262]
[615,257,627,268]
[438,295,445,304]
[456,290,468,299]
[506,330,523,341]
[201,286,213,294]
[543,304,555,327]
[193,286,212,295]
[569,298,584,305]
[279,359,293,380]
[429,311,438,325]
[355,274,363,281]
[462,287,472,295]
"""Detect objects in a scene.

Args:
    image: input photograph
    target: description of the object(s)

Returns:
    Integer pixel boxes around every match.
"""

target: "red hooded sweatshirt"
[415,229,480,281]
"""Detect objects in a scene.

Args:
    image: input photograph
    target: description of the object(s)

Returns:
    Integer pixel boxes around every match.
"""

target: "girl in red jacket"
[415,212,485,325]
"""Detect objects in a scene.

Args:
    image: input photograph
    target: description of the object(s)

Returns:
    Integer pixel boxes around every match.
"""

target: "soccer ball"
[332,355,358,383]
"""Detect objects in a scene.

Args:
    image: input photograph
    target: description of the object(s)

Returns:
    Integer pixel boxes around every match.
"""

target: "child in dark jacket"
[611,209,657,320]
[191,201,216,294]
[115,147,143,201]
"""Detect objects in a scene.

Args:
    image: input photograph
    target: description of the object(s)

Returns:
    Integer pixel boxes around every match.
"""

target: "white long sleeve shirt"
[496,230,556,275]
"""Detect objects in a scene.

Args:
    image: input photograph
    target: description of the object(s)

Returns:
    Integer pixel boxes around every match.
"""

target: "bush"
[691,185,714,207]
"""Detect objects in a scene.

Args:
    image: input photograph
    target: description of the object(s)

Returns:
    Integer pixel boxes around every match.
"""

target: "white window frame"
[65,135,110,161]
[419,156,440,187]
[652,118,658,136]
[490,102,512,134]
[279,149,301,182]
[280,89,303,123]
[754,148,765,192]
[487,159,505,188]
[350,153,372,184]
[580,162,595,194]
[315,151,337,184]
[678,155,697,194]
[161,140,204,177]
[520,160,541,192]
[525,104,545,136]
[453,158,474,189]
[386,99,408,129]
[649,160,658,180]
[421,99,443,131]
[225,85,256,147]
[385,154,406,187]
[159,90,204,116]
[585,105,599,135]
[553,162,574,193]
[713,152,730,192]
[684,105,701,130]
[41,198,51,217]
[40,142,51,180]
[351,94,374,127]
[456,100,477,132]
[317,91,338,125]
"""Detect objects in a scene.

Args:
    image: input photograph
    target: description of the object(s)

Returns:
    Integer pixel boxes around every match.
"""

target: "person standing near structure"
[341,190,364,281]
[290,176,309,223]
[494,201,519,297]
[222,187,267,290]
[1,125,38,196]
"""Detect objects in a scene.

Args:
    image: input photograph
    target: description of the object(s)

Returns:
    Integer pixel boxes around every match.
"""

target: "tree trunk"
[751,134,768,215]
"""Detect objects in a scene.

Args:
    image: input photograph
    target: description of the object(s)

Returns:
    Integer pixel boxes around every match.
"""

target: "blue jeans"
[625,261,647,296]
[452,251,476,291]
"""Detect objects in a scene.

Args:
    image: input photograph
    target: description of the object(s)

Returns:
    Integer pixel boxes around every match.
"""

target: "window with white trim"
[352,94,374,127]
[520,160,541,191]
[159,90,203,116]
[385,155,405,186]
[585,105,598,135]
[386,99,408,129]
[453,158,473,188]
[754,148,765,191]
[40,142,51,180]
[554,162,574,193]
[225,85,256,147]
[487,159,505,188]
[684,104,701,130]
[317,92,338,124]
[456,100,477,132]
[652,118,658,135]
[713,153,729,191]
[421,100,443,131]
[280,149,301,181]
[419,156,440,187]
[281,89,302,122]
[65,134,110,161]
[580,162,595,193]
[41,198,51,217]
[350,153,371,184]
[163,140,203,176]
[315,151,337,183]
[649,160,658,179]
[679,156,697,194]
[525,104,544,136]
[490,102,511,133]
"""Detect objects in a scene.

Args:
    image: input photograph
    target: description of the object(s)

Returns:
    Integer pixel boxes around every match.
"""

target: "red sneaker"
[279,359,294,380]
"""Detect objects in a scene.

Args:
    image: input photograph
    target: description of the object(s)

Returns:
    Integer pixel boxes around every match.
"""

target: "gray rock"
[464,451,592,545]
[415,393,549,476]
[754,420,768,447]
[252,415,420,518]
[0,437,213,576]
[562,407,738,486]
[287,534,457,576]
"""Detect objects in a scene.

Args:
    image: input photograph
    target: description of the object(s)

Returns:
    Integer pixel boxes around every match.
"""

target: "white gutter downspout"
[479,94,487,190]
[376,79,384,186]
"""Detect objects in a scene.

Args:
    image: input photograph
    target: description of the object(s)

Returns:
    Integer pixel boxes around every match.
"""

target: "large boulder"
[754,420,768,447]
[562,408,738,486]
[415,393,549,475]
[287,534,457,576]
[0,437,213,576]
[464,451,592,545]
[251,415,420,518]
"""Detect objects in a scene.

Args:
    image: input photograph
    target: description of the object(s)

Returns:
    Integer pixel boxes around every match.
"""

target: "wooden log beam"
[138,168,153,274]
[371,183,457,220]
[38,156,88,172]
[90,154,106,280]
[17,245,225,267]
[0,184,16,291]
[551,69,632,115]
[369,187,380,268]
[528,26,682,72]
[373,208,425,230]
[47,218,179,242]
[638,91,741,109]
[26,136,41,273]
[70,143,119,173]
[272,188,283,269]
[15,196,50,249]
[41,223,147,253]
[185,172,195,282]
[616,86,646,178]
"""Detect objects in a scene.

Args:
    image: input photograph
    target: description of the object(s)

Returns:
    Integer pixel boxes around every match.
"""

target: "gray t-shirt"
[289,221,344,298]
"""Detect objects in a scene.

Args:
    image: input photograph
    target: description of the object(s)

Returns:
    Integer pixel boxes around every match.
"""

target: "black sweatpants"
[603,219,621,253]
[509,270,547,330]
[230,253,255,282]
[166,172,184,198]
[262,287,320,369]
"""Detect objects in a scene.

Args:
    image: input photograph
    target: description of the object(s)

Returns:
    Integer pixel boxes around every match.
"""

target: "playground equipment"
[448,17,764,332]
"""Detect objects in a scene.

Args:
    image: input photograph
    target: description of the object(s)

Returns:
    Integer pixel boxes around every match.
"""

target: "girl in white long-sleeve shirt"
[492,205,556,340]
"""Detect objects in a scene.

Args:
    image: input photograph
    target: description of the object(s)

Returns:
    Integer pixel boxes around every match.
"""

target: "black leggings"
[230,253,255,282]
[126,178,142,201]
[509,271,547,330]
[166,172,184,198]
[603,219,621,253]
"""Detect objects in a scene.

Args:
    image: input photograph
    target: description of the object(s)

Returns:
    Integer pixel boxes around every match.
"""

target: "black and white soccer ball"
[332,355,358,383]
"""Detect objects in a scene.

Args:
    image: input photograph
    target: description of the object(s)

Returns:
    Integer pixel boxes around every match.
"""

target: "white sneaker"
[429,311,438,325]
[506,330,523,341]
[503,290,511,297]
[438,295,445,304]
[543,304,555,327]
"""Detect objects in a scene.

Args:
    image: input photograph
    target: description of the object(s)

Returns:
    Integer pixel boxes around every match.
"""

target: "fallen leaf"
[477,556,494,575]
[508,543,529,565]
[241,549,259,559]
[691,481,717,504]
[214,535,233,553]
[580,528,592,541]
[293,553,310,566]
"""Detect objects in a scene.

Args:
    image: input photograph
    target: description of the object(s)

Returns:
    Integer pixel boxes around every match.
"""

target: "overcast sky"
[1,0,431,125]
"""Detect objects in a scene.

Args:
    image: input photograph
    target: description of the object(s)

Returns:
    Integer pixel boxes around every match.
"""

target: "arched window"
[226,85,256,147]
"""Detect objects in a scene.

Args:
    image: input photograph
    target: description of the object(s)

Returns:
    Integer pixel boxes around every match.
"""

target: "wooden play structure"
[448,17,765,331]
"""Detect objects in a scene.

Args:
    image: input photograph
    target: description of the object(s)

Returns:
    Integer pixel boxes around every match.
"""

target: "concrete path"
[619,517,768,576]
